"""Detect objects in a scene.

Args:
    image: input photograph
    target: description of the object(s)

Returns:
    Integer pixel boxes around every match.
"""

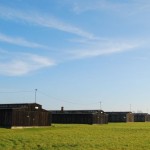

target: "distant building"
[134,113,150,122]
[106,112,134,122]
[0,103,51,128]
[50,108,108,124]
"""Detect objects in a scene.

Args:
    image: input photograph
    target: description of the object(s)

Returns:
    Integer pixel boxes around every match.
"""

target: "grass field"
[0,123,150,150]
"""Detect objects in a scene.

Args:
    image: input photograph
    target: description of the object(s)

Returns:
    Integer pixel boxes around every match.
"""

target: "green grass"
[0,123,150,150]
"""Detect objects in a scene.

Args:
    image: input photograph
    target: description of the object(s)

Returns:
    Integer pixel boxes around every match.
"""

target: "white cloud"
[0,51,55,76]
[34,16,95,39]
[0,6,95,39]
[69,40,140,59]
[0,33,46,48]
[72,0,123,13]
[69,0,150,15]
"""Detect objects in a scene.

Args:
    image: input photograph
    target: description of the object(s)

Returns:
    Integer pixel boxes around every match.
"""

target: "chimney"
[61,106,64,112]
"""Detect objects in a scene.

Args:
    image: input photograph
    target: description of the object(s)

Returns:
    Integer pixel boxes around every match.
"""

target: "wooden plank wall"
[107,112,134,122]
[0,109,12,127]
[12,109,51,127]
[0,109,51,128]
[52,113,108,124]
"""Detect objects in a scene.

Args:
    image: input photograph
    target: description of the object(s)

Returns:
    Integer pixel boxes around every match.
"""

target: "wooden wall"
[12,109,51,127]
[0,108,51,128]
[52,113,108,124]
[134,113,150,122]
[0,109,12,127]
[106,112,134,122]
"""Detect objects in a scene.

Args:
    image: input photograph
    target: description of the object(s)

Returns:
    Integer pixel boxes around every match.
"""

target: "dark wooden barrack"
[0,103,51,128]
[51,109,108,124]
[106,112,134,122]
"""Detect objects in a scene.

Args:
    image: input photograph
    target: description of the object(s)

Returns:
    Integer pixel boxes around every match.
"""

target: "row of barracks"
[0,103,150,128]
[51,107,150,124]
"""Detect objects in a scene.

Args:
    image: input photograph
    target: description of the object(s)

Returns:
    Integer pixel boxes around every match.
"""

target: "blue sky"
[0,0,150,112]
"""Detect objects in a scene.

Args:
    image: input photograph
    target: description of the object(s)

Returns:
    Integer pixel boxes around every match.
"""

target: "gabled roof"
[106,111,132,114]
[50,109,104,114]
[0,103,41,109]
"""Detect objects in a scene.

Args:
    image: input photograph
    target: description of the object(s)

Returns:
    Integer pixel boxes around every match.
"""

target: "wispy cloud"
[0,33,46,48]
[0,5,95,39]
[69,0,150,15]
[0,51,55,76]
[72,0,124,14]
[69,40,141,59]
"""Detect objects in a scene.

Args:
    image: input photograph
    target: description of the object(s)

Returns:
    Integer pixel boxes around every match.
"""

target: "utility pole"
[100,101,102,110]
[35,89,37,103]
[130,104,131,112]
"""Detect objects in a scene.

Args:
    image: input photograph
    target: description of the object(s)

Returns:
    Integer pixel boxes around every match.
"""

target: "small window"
[35,106,39,109]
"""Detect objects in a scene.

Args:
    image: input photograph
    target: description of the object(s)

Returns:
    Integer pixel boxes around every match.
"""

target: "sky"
[0,0,150,112]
